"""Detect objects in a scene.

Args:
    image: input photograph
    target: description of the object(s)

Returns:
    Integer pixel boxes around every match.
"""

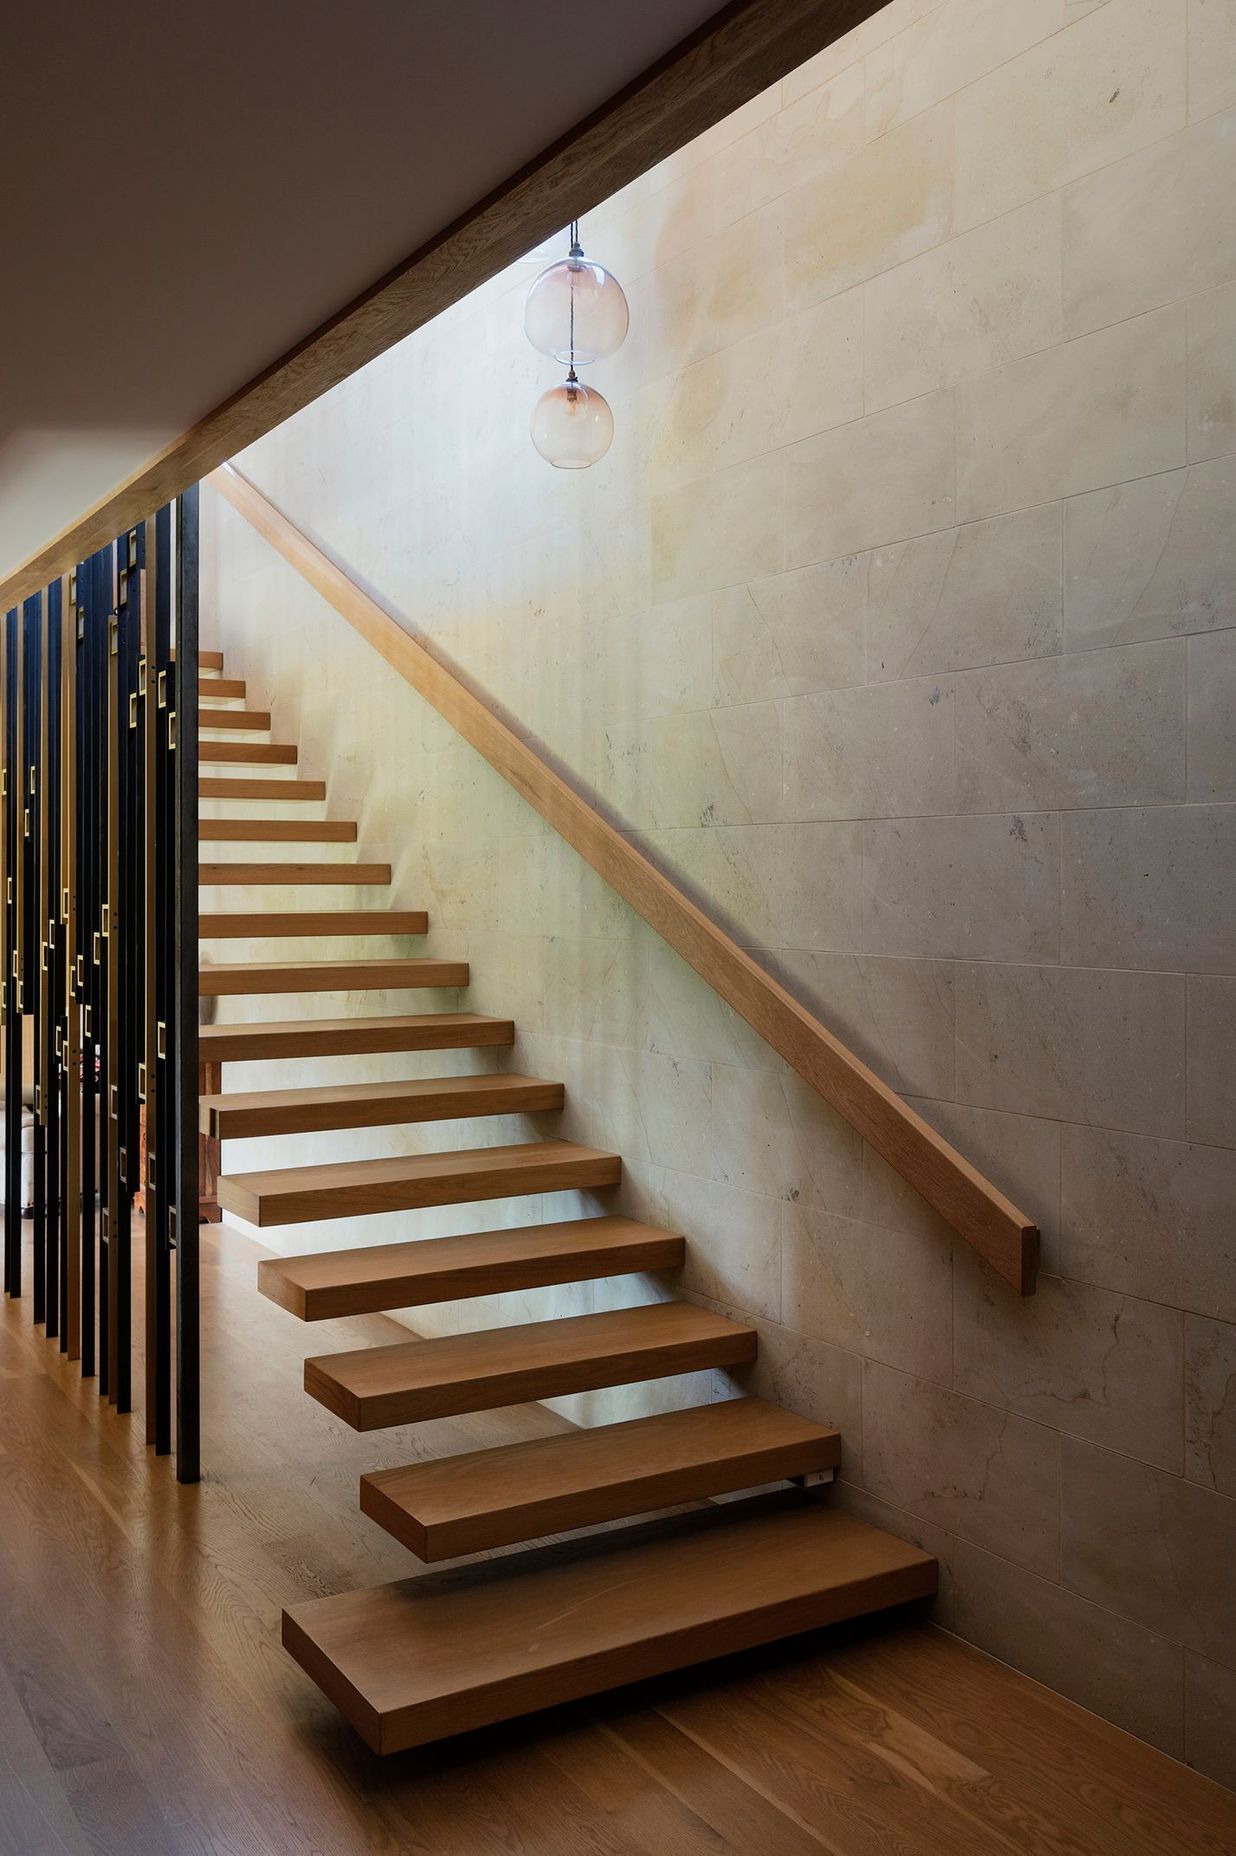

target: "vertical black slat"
[2,610,17,1294]
[173,486,199,1484]
[63,572,81,1362]
[28,598,45,1322]
[150,505,173,1456]
[110,542,139,1413]
[78,555,98,1375]
[44,584,61,1340]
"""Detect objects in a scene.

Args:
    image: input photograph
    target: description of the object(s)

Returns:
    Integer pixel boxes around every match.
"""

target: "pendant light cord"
[568,219,579,379]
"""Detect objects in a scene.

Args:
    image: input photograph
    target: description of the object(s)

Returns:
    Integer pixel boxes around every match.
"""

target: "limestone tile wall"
[202,0,1236,1787]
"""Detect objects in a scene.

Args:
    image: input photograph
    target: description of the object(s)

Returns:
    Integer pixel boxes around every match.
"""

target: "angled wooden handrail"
[210,463,1039,1293]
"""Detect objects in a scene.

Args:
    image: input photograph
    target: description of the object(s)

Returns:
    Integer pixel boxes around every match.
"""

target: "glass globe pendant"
[530,367,614,469]
[525,226,629,366]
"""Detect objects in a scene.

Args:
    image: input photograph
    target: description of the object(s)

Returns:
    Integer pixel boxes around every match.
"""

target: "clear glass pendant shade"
[524,255,629,365]
[530,375,614,469]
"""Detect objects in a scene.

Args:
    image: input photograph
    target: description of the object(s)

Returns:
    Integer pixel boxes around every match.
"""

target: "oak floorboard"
[0,1220,1231,1855]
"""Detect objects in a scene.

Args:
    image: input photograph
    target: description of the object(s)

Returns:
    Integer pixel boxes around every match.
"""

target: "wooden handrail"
[210,463,1039,1294]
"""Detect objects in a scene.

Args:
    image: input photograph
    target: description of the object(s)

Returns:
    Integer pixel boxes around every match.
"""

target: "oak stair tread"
[200,741,297,764]
[204,1071,564,1141]
[283,1499,937,1752]
[200,1012,513,1064]
[172,647,224,669]
[199,862,391,885]
[199,777,326,800]
[199,956,467,996]
[200,909,428,938]
[219,1139,621,1227]
[199,819,358,842]
[257,1212,679,1319]
[303,1301,755,1430]
[199,707,271,730]
[198,676,246,698]
[361,1396,840,1561]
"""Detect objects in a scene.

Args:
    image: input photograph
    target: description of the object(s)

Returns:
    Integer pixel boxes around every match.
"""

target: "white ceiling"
[0,0,728,578]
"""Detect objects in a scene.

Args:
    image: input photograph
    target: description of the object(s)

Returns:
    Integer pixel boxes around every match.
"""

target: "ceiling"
[0,0,728,578]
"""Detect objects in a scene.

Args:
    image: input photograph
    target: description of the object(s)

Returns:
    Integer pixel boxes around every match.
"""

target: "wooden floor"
[1,1222,1233,1856]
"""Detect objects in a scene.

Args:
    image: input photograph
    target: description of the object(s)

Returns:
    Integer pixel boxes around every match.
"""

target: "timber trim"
[212,464,1039,1293]
[0,0,886,611]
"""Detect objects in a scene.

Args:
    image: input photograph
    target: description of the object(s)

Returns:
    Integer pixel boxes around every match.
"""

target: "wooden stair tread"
[199,862,390,885]
[200,910,427,938]
[199,676,246,698]
[195,649,224,670]
[360,1397,839,1560]
[203,1071,563,1140]
[199,956,467,996]
[303,1301,755,1430]
[200,741,297,764]
[219,1139,621,1226]
[283,1500,937,1752]
[200,819,358,842]
[200,1012,513,1063]
[199,777,326,800]
[199,707,271,730]
[257,1212,678,1318]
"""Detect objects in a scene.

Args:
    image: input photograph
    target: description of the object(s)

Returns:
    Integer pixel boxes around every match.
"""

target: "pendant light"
[527,221,628,468]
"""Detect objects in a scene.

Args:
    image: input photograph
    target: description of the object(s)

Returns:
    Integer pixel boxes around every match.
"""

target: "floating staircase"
[199,647,937,1753]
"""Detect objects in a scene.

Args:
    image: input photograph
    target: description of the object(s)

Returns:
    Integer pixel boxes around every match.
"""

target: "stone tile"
[639,198,785,378]
[862,1360,1062,1578]
[644,825,783,951]
[867,507,1063,683]
[1186,1316,1236,1496]
[944,1533,1186,1756]
[1188,977,1236,1146]
[1189,0,1236,121]
[1188,630,1236,801]
[786,389,956,566]
[591,597,715,721]
[712,59,867,226]
[712,557,867,706]
[780,821,864,951]
[1185,1651,1236,1793]
[1188,280,1236,462]
[955,0,1188,231]
[651,451,785,603]
[659,1169,782,1325]
[784,676,955,821]
[956,306,1188,522]
[954,642,1186,812]
[1059,1124,1236,1319]
[1061,1436,1236,1666]
[906,1095,1063,1251]
[778,949,956,1099]
[642,702,784,828]
[785,101,954,309]
[1061,806,1236,973]
[865,195,1062,411]
[781,0,942,105]
[1064,458,1236,648]
[639,941,783,1074]
[954,1257,1185,1468]
[1063,107,1236,336]
[956,962,1187,1134]
[711,1319,865,1484]
[863,813,1061,962]
[781,1201,953,1385]
[866,0,1066,138]
[559,1043,713,1178]
[710,1061,864,1214]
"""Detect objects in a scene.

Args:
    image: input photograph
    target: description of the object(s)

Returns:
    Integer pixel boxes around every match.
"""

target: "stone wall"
[202,0,1236,1786]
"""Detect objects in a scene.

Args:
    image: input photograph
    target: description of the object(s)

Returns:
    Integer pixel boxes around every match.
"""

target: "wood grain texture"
[258,1212,679,1320]
[194,649,224,670]
[199,707,271,730]
[0,0,889,611]
[200,1011,513,1063]
[198,861,390,885]
[220,1139,622,1227]
[212,465,1038,1294]
[203,1071,564,1140]
[199,740,297,764]
[199,908,427,937]
[1,1220,1233,1852]
[361,1397,839,1560]
[198,676,246,699]
[199,818,358,841]
[283,1501,935,1752]
[198,955,467,995]
[303,1302,757,1430]
[198,777,326,799]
